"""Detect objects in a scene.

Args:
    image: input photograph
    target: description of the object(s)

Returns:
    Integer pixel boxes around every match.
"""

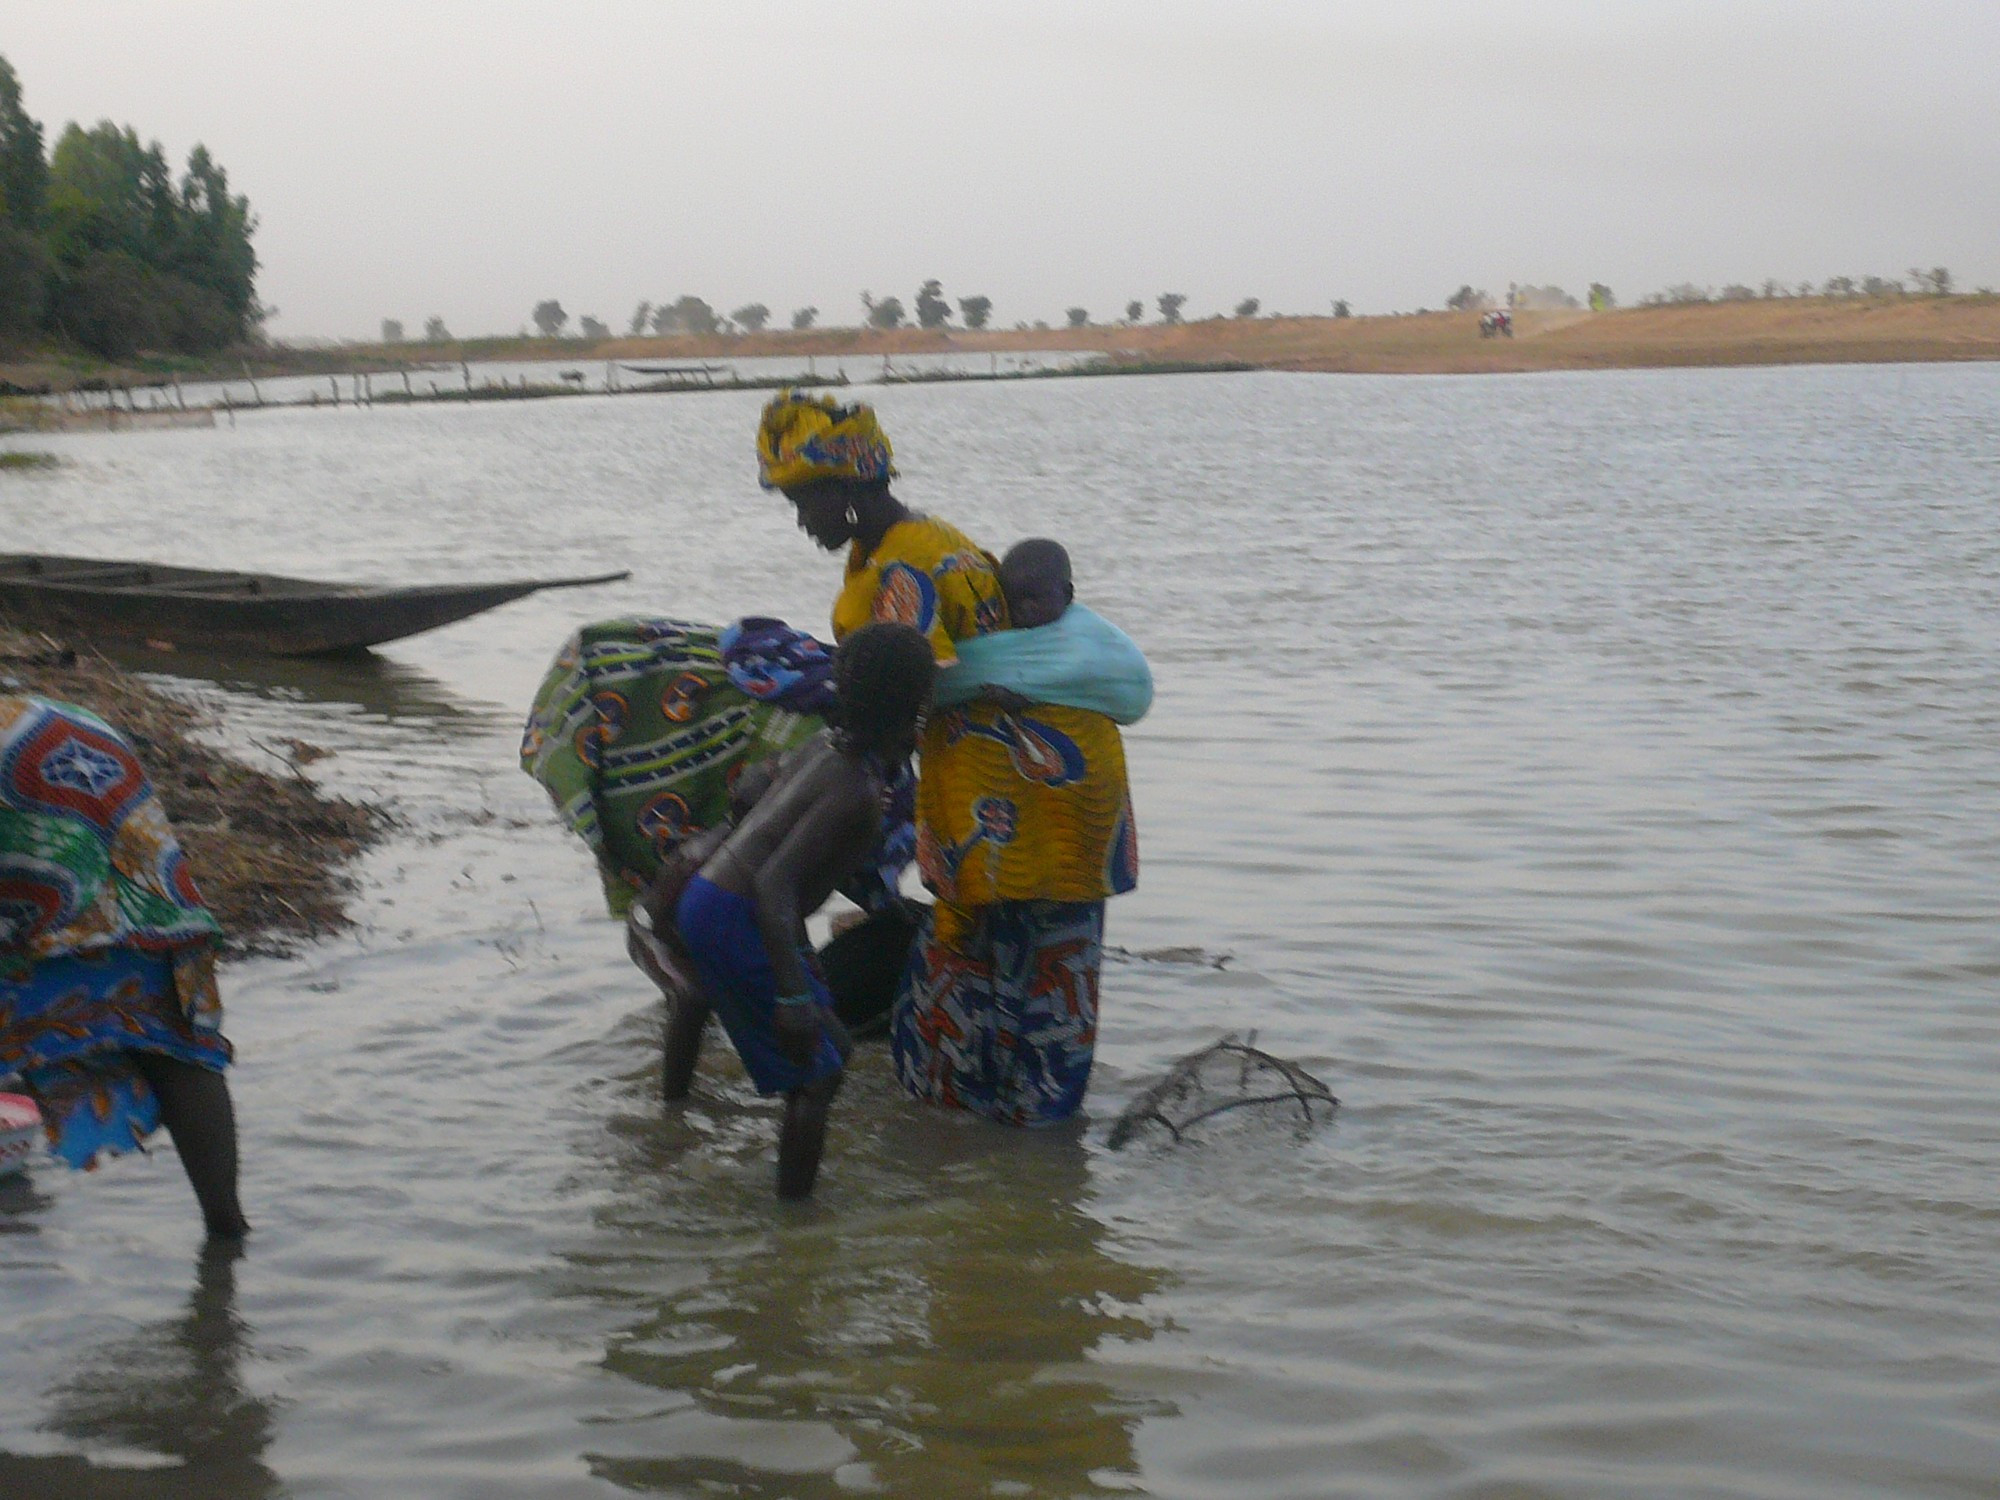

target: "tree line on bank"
[476,284,1363,344]
[1441,271,1978,316]
[0,55,260,360]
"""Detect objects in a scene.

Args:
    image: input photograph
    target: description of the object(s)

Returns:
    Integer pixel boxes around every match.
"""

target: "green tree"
[423,314,449,341]
[532,299,567,336]
[173,145,257,335]
[628,300,652,335]
[1588,283,1615,310]
[1156,292,1185,324]
[42,122,254,354]
[862,292,905,329]
[45,122,173,268]
[0,221,51,335]
[0,58,257,353]
[1066,306,1088,327]
[578,314,609,339]
[652,295,718,334]
[1234,296,1261,317]
[1331,299,1351,318]
[791,305,817,330]
[381,318,403,343]
[1124,299,1143,324]
[55,252,166,357]
[0,54,48,231]
[1445,285,1486,311]
[0,58,50,335]
[957,294,991,329]
[914,279,951,328]
[730,302,770,331]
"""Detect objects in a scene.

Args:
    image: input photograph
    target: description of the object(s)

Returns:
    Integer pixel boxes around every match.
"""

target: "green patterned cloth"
[520,619,823,915]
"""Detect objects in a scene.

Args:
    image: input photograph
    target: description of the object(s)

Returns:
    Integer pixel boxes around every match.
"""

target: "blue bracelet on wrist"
[774,991,817,1009]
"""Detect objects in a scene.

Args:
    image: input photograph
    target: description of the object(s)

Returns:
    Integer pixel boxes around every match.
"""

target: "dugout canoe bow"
[0,552,631,657]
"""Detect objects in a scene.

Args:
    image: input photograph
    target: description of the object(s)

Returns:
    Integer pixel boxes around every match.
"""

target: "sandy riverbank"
[6,296,1997,394]
[356,295,2000,377]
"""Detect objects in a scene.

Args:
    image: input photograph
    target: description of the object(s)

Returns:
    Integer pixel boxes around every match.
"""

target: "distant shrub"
[914,280,951,329]
[531,299,567,337]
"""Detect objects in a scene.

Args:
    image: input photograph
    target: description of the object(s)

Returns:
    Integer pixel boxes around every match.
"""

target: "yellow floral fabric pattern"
[831,518,1137,908]
[757,391,896,491]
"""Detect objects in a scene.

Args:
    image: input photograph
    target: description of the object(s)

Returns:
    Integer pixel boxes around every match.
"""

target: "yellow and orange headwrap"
[756,391,896,491]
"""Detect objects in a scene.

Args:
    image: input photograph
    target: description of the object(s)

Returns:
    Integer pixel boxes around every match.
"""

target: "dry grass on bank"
[1,626,389,955]
[344,295,2000,377]
[10,296,1996,390]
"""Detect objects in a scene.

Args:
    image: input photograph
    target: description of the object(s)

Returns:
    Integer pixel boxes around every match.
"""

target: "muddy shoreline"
[0,626,388,955]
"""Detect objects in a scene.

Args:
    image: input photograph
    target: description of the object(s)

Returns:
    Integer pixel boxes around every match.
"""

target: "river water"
[3,363,1998,1498]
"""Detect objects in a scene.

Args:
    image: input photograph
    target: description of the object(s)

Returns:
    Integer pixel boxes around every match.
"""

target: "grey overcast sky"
[4,1,1996,338]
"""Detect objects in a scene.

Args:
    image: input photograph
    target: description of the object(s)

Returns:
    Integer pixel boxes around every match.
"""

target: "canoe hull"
[0,554,629,656]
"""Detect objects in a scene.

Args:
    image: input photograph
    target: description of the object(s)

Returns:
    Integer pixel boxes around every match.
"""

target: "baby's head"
[999,538,1074,629]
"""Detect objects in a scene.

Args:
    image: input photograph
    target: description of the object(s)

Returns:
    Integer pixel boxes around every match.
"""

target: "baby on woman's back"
[997,538,1077,630]
[937,538,1153,724]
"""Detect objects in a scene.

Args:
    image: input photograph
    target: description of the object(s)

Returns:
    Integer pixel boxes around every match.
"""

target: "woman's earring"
[844,504,859,527]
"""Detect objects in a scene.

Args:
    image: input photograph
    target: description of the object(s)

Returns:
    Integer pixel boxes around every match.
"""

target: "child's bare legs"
[661,987,712,1101]
[134,1054,248,1239]
[775,1011,851,1200]
[627,916,712,1101]
[777,1068,842,1199]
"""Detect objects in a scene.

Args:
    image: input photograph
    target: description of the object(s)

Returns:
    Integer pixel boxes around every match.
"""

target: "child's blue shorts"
[674,875,845,1096]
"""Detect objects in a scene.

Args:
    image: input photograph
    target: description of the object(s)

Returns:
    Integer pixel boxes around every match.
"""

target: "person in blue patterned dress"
[1,694,247,1238]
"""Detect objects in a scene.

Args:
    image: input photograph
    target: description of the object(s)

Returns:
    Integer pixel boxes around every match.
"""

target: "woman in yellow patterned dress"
[757,393,1138,1125]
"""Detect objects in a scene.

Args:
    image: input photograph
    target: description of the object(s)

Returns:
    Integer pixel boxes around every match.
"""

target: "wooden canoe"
[0,552,631,656]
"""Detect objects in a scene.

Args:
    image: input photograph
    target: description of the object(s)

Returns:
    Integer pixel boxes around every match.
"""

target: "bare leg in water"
[661,984,712,1101]
[628,915,713,1100]
[134,1054,248,1239]
[776,1010,852,1200]
[635,911,851,1196]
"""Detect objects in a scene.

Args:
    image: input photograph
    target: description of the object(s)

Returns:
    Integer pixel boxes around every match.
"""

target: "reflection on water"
[0,1245,276,1499]
[93,637,490,725]
[570,1071,1171,1497]
[0,1171,56,1236]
